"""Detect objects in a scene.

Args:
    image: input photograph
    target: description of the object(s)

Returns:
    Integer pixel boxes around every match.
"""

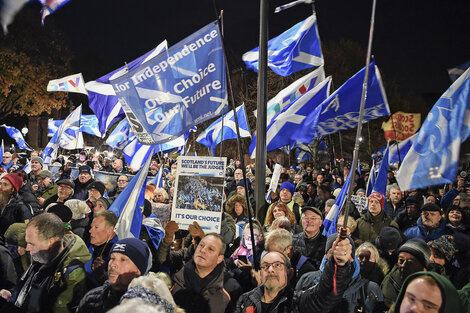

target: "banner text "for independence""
[113,29,221,105]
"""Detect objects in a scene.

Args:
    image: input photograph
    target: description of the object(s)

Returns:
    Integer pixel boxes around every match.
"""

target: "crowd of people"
[0,149,469,313]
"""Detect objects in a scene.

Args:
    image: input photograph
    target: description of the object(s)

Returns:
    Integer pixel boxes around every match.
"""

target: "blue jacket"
[404,216,448,242]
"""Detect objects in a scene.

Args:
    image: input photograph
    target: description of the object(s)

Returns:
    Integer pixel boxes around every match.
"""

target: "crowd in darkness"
[0,149,468,313]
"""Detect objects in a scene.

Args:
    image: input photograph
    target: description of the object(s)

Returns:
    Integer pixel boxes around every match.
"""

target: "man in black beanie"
[381,238,431,309]
[77,237,151,313]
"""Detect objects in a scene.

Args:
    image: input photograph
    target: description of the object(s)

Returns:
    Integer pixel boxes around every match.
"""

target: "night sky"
[42,0,470,98]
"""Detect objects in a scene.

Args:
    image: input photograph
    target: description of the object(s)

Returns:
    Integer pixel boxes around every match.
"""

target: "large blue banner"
[111,22,227,145]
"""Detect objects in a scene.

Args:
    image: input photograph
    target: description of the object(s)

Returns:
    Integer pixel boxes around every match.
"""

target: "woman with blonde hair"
[152,188,171,227]
[355,241,389,285]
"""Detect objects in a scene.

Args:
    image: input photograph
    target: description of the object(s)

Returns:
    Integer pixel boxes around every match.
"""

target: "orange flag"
[382,112,420,141]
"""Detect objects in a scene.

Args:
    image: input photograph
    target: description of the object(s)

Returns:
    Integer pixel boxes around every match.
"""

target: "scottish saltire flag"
[372,145,389,198]
[249,77,331,157]
[23,161,31,174]
[47,73,88,95]
[323,170,352,236]
[111,22,227,145]
[1,125,32,150]
[448,61,470,83]
[43,105,82,164]
[79,115,101,137]
[254,66,325,124]
[197,104,251,155]
[396,68,470,190]
[38,0,72,23]
[296,147,313,162]
[242,14,323,77]
[0,140,3,163]
[151,167,164,188]
[86,40,168,136]
[106,118,133,149]
[387,133,417,164]
[296,61,390,143]
[366,160,376,197]
[48,119,63,137]
[109,151,153,239]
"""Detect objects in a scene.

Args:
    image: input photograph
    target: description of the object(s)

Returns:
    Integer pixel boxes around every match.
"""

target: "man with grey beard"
[0,213,91,313]
[0,173,32,236]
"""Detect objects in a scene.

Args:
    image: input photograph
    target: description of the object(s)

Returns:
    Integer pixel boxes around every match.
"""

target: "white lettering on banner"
[114,29,219,91]
[173,63,216,93]
[181,80,222,108]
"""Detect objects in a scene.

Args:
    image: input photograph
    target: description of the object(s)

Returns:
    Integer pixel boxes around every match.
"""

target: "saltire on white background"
[1,124,33,150]
[396,67,470,190]
[111,22,227,145]
[295,60,390,143]
[86,40,168,136]
[109,151,153,239]
[323,170,352,236]
[242,14,323,77]
[196,103,251,155]
[254,66,325,125]
[42,105,82,164]
[47,73,88,95]
[249,77,331,158]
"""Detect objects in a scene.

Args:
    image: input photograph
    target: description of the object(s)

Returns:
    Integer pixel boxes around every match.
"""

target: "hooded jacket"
[393,271,463,313]
[404,216,448,242]
[10,234,91,313]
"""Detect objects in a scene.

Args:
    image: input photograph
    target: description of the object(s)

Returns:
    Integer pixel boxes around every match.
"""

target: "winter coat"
[353,210,399,245]
[395,210,419,232]
[0,236,17,291]
[234,255,355,313]
[384,199,405,220]
[403,216,448,242]
[76,280,125,313]
[171,260,242,313]
[292,231,327,270]
[10,234,91,313]
[296,258,385,313]
[72,178,94,201]
[393,271,463,313]
[380,264,402,309]
[39,182,58,201]
[0,196,32,236]
[18,183,40,215]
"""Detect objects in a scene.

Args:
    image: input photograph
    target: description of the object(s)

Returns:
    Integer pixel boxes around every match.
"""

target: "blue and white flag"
[372,144,389,198]
[151,167,164,188]
[296,61,390,143]
[254,66,325,124]
[111,22,227,145]
[86,40,168,136]
[242,14,323,77]
[196,104,251,155]
[0,140,3,164]
[79,115,101,137]
[43,105,82,164]
[448,61,470,83]
[48,119,63,137]
[396,67,470,190]
[106,118,133,149]
[387,133,417,164]
[1,124,32,150]
[323,170,352,236]
[249,77,331,157]
[22,161,31,174]
[109,150,153,239]
[366,160,376,197]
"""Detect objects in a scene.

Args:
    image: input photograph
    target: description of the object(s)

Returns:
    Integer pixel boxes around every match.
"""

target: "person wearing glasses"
[234,235,354,313]
[108,175,129,200]
[292,207,327,270]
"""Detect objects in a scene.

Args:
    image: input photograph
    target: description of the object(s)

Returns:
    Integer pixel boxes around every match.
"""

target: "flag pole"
[341,0,377,235]
[212,7,260,270]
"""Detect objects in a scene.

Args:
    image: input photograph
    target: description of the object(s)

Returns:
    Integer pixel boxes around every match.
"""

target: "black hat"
[87,181,106,196]
[375,226,403,251]
[47,203,73,223]
[301,206,323,219]
[399,238,431,268]
[79,165,92,175]
[421,202,441,212]
[405,195,421,207]
[57,179,75,189]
